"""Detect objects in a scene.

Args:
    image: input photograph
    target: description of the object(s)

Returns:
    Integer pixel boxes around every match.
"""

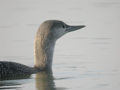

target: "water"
[0,0,120,90]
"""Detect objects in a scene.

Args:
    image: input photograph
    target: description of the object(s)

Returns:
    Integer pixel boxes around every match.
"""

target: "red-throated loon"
[0,20,85,79]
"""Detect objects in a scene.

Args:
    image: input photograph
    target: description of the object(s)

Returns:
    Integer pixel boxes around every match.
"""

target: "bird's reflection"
[0,70,56,90]
[35,70,56,90]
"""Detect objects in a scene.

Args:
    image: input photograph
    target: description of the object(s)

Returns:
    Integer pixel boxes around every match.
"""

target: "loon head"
[35,20,85,69]
[39,20,85,40]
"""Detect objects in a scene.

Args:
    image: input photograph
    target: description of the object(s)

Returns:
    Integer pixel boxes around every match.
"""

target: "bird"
[0,20,85,79]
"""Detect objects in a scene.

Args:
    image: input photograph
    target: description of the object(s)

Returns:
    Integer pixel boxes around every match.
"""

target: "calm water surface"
[0,0,120,90]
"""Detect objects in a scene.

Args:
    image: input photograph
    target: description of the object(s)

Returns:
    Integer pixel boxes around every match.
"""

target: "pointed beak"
[66,25,85,32]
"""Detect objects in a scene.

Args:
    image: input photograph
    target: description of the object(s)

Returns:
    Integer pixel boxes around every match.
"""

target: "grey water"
[0,0,120,90]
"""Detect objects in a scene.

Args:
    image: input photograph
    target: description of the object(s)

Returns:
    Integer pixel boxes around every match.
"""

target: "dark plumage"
[0,61,36,79]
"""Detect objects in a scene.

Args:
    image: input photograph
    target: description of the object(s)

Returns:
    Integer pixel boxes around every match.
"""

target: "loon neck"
[34,28,56,70]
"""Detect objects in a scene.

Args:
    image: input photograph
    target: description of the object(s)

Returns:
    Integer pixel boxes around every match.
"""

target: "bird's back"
[0,61,37,80]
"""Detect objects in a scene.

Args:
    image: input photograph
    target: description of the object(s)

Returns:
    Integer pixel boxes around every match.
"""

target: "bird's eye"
[62,25,65,28]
